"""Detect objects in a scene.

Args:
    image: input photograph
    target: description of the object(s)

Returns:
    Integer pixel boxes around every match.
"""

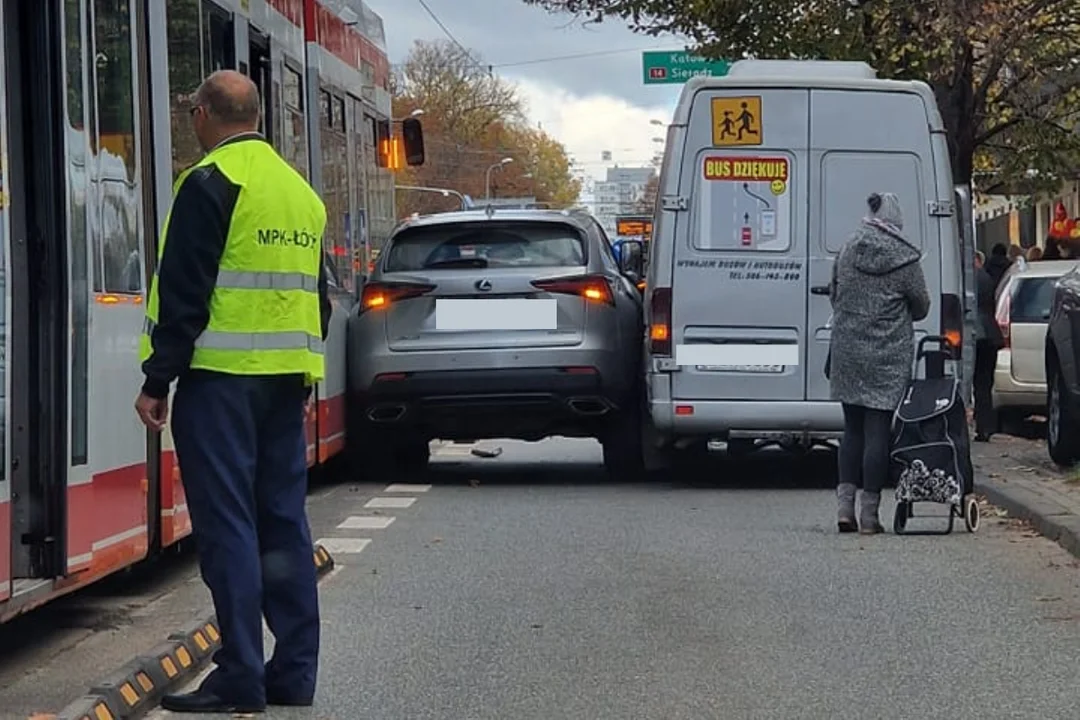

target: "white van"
[643,59,974,459]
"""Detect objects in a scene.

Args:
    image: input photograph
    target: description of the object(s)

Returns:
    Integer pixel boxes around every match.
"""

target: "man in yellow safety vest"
[135,70,331,714]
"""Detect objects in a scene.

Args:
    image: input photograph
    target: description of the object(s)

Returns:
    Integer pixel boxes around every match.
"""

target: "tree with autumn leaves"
[392,40,581,216]
[524,0,1080,195]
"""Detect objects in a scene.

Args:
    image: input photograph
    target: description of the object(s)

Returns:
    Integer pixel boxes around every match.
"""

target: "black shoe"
[160,689,265,714]
[974,432,991,442]
[267,691,314,707]
[838,519,858,533]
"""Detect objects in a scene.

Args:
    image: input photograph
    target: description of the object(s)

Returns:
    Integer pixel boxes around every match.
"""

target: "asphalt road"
[137,437,1080,720]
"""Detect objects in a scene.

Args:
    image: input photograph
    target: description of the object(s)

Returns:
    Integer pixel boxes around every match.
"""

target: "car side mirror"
[618,239,645,278]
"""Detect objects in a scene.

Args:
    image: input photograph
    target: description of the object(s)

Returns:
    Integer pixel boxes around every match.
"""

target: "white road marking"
[315,538,372,554]
[365,496,416,509]
[383,483,431,493]
[337,515,396,530]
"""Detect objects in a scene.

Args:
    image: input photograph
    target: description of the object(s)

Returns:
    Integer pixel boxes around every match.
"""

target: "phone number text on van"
[676,258,802,282]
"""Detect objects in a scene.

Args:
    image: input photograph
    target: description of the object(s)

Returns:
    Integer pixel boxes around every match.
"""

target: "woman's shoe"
[837,483,858,532]
[858,490,885,534]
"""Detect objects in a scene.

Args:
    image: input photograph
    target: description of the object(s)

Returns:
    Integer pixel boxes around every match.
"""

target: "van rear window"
[383,222,586,272]
[693,152,794,252]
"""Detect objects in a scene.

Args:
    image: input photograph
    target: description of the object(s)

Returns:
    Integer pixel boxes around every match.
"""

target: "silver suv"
[346,208,645,476]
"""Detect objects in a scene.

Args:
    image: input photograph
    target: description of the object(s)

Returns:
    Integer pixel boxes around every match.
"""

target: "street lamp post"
[395,184,469,210]
[485,157,513,200]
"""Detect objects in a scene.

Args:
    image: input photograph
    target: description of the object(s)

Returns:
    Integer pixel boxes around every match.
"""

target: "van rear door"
[804,89,944,402]
[670,89,810,402]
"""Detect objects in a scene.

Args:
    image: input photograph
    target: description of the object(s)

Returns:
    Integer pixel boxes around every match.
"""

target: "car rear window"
[383,222,586,272]
[1010,276,1058,323]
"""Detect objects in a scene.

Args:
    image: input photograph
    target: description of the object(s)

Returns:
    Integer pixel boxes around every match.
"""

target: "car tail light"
[940,293,963,357]
[531,274,614,306]
[359,281,435,312]
[995,288,1011,349]
[649,287,672,356]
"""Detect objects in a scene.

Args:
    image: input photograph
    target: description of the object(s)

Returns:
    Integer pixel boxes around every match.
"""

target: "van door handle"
[810,285,831,295]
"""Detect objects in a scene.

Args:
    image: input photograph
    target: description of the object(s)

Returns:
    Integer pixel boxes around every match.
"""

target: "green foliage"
[524,0,1080,192]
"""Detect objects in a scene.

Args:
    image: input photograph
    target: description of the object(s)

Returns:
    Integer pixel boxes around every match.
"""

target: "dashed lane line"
[314,537,372,555]
[337,515,396,530]
[384,483,432,493]
[365,496,416,509]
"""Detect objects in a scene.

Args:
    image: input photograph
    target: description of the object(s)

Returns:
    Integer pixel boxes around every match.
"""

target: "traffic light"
[375,118,405,170]
[401,117,425,166]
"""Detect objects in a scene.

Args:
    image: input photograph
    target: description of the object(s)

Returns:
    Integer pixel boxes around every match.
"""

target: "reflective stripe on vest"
[144,318,324,354]
[216,269,318,292]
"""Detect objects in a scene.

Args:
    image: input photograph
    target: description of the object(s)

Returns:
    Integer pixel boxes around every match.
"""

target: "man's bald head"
[194,70,261,128]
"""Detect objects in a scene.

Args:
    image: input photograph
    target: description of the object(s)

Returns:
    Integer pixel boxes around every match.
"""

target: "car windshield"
[1010,276,1058,323]
[383,222,586,272]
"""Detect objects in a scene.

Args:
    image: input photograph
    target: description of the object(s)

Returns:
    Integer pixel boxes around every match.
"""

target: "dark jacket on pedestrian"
[829,193,931,411]
[974,265,1004,349]
[984,247,1012,288]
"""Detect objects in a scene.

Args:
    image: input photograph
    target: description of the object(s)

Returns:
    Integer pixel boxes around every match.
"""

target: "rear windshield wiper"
[423,257,489,269]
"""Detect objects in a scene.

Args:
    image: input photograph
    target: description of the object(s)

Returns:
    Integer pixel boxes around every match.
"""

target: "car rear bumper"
[351,367,628,441]
[992,363,1045,411]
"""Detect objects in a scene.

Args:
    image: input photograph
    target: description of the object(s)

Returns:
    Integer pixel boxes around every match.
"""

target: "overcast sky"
[363,0,689,188]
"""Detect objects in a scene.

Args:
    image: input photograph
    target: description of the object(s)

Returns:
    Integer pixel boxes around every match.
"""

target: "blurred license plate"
[696,365,784,373]
[435,298,556,331]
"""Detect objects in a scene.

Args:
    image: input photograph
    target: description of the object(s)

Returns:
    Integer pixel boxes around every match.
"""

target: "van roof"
[671,60,939,127]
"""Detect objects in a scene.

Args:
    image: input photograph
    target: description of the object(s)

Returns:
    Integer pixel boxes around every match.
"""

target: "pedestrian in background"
[972,249,1005,442]
[984,243,1012,287]
[829,192,930,534]
[1026,246,1043,262]
[134,70,332,713]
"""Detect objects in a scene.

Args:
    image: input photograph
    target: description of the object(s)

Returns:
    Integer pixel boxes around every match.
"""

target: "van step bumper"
[650,399,844,435]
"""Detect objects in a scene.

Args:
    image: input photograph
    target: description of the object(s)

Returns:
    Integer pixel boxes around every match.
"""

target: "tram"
[0,0,422,623]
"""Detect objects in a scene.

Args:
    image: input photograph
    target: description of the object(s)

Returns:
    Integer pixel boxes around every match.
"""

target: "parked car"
[346,207,646,477]
[1043,262,1080,465]
[992,260,1080,431]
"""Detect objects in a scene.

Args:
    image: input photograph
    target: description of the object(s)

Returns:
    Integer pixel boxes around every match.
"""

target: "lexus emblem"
[475,278,493,292]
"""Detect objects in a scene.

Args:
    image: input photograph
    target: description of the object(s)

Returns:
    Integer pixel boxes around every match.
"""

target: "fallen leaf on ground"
[1036,596,1062,602]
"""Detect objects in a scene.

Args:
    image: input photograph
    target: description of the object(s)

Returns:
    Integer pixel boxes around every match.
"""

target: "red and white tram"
[0,0,420,622]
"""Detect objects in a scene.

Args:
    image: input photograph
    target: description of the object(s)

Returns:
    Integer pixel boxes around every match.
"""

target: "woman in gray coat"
[829,192,930,534]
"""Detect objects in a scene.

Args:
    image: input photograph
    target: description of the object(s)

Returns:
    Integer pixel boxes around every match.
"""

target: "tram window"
[166,0,203,179]
[332,97,346,131]
[202,2,235,73]
[320,89,332,128]
[282,64,308,178]
[64,0,90,466]
[94,0,142,294]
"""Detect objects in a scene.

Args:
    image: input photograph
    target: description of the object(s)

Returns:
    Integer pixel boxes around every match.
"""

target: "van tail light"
[995,289,1011,349]
[531,274,614,306]
[649,287,672,356]
[359,281,435,312]
[940,293,963,357]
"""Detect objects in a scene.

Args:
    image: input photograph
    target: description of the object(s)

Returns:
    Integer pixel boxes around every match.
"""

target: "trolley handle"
[915,335,950,379]
[916,335,950,359]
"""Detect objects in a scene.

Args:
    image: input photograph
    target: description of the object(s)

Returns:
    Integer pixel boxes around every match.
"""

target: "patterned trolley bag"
[889,336,981,534]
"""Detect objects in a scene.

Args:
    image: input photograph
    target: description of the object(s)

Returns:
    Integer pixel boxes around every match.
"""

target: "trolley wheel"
[893,502,910,534]
[963,495,980,533]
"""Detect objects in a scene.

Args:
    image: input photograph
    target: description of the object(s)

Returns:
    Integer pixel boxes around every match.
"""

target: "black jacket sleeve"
[318,253,332,342]
[140,166,238,399]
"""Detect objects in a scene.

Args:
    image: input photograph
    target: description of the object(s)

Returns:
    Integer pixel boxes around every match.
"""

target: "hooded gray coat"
[829,194,931,411]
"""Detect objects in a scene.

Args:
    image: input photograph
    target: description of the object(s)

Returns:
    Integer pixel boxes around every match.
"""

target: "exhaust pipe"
[567,397,611,416]
[367,404,406,422]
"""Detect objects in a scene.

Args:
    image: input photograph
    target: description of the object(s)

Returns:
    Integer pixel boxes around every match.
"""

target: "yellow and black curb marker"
[52,544,335,720]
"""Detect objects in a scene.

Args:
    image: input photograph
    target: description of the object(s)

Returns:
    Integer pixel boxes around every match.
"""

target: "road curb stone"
[52,544,335,720]
[978,479,1080,559]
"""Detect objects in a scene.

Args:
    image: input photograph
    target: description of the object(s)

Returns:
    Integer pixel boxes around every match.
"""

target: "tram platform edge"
[50,544,336,720]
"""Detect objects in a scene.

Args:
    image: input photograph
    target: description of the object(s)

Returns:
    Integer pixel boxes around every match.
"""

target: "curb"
[53,544,336,720]
[978,479,1080,559]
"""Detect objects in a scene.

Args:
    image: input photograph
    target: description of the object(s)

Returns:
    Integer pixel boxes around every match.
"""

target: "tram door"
[249,28,273,144]
[2,0,68,586]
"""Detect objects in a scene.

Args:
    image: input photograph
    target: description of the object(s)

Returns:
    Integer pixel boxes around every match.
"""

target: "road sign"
[642,51,730,85]
[710,96,762,146]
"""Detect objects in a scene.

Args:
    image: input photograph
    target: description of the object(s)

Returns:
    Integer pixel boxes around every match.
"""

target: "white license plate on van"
[696,365,785,373]
[435,298,557,331]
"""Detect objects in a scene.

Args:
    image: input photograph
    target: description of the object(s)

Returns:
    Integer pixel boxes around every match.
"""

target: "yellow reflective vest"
[139,138,327,385]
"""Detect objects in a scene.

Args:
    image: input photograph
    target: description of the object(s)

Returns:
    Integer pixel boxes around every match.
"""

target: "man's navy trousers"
[172,370,320,706]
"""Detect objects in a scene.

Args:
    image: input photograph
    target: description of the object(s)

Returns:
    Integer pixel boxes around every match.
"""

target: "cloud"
[514,77,679,185]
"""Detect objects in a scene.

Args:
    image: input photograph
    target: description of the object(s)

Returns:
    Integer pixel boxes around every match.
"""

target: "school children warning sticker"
[711,96,762,146]
[703,156,789,194]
